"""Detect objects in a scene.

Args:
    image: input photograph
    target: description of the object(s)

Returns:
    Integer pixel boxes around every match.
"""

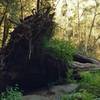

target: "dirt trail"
[23,84,79,100]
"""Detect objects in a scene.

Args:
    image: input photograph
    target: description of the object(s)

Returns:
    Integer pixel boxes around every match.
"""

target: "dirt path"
[23,84,79,100]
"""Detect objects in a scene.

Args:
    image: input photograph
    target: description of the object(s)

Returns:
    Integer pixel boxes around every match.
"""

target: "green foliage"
[79,71,100,97]
[66,71,100,99]
[80,71,100,85]
[0,86,23,100]
[61,71,100,100]
[8,1,20,21]
[61,90,95,100]
[0,0,20,20]
[43,39,76,64]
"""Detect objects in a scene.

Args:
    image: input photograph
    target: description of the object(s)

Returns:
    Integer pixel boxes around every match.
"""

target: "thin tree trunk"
[37,0,40,12]
[20,0,24,21]
[2,15,9,47]
[85,0,97,54]
[88,14,96,41]
[0,6,8,26]
[88,0,97,42]
[77,0,80,43]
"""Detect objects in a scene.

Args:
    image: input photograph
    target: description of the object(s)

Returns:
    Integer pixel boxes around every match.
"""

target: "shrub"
[43,39,76,64]
[0,86,23,100]
[79,71,100,97]
[61,90,95,100]
[61,71,100,100]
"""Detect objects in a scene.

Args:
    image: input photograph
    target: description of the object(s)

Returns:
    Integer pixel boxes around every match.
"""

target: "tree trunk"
[20,0,24,21]
[72,61,100,71]
[37,0,40,12]
[2,14,9,48]
[74,53,100,64]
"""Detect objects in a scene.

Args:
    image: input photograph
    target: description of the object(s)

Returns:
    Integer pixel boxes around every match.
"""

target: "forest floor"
[23,84,79,100]
[23,70,100,100]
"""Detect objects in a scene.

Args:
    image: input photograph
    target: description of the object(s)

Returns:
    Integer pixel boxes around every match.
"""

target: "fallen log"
[74,53,100,64]
[72,60,100,80]
[72,61,100,71]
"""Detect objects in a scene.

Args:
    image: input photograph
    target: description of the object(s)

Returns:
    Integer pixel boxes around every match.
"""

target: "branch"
[8,19,20,25]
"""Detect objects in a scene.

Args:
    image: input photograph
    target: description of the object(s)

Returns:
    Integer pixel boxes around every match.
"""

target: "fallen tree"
[74,53,100,64]
[73,54,100,71]
[72,61,100,71]
[0,6,68,92]
[0,5,100,93]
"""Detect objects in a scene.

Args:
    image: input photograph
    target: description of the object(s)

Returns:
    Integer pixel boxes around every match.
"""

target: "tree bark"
[73,53,100,71]
[2,14,9,48]
[72,61,100,71]
[37,0,40,12]
[20,0,24,21]
[74,53,100,64]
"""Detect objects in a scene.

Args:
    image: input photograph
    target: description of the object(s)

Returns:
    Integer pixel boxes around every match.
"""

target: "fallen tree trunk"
[72,58,100,80]
[72,61,100,71]
[73,53,100,71]
[74,53,100,64]
[0,6,68,92]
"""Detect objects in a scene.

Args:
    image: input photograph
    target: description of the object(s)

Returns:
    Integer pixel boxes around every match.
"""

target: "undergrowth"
[43,38,76,64]
[79,71,100,97]
[62,90,95,100]
[62,71,100,100]
[0,86,23,100]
